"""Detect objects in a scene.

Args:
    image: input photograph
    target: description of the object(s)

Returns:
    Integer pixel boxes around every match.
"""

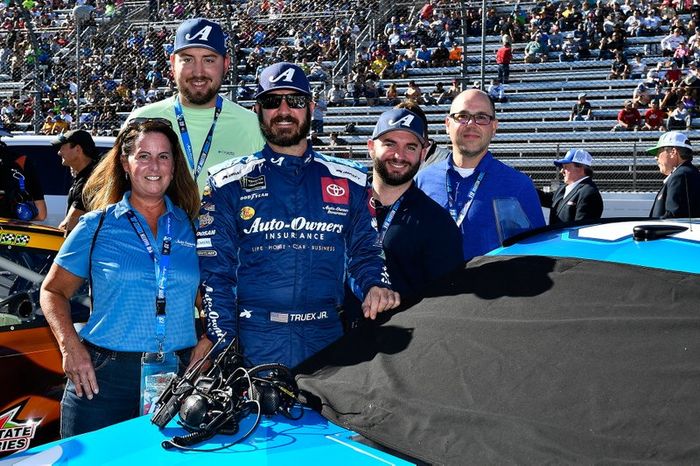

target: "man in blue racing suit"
[197,62,400,367]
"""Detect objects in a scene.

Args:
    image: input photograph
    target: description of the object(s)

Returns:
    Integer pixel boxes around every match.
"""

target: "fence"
[0,0,689,193]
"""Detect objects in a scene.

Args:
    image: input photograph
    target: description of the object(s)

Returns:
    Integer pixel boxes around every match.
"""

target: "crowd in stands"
[0,0,699,138]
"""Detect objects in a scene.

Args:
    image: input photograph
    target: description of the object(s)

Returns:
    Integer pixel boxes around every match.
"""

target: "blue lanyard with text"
[174,94,223,181]
[446,169,485,228]
[372,195,403,247]
[126,210,172,352]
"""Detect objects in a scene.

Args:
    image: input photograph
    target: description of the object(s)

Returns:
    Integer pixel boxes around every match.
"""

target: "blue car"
[8,217,700,465]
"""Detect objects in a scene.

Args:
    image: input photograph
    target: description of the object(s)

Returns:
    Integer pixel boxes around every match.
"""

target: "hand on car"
[362,286,400,320]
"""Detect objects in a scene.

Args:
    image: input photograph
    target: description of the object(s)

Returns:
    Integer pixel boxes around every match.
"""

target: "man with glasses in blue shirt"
[415,89,545,261]
[197,62,399,367]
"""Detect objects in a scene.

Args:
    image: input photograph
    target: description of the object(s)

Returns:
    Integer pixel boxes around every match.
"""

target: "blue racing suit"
[197,144,389,367]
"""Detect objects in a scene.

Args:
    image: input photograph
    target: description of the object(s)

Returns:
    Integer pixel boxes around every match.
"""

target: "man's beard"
[178,77,220,106]
[374,157,420,186]
[258,108,311,147]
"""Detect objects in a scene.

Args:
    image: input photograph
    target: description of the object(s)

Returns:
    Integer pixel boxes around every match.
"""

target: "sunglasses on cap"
[257,94,310,110]
[126,117,173,128]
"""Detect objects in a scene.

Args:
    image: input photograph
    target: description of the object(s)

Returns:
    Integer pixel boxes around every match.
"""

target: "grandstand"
[2,0,698,193]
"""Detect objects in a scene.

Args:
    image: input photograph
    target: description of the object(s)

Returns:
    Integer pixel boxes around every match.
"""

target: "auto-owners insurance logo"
[321,177,349,205]
[0,402,40,454]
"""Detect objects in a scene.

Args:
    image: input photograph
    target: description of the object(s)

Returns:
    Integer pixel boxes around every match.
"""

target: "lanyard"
[174,94,223,181]
[371,194,404,248]
[126,210,172,352]
[446,169,485,228]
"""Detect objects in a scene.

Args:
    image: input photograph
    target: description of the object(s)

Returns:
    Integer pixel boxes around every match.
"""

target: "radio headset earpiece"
[247,363,300,419]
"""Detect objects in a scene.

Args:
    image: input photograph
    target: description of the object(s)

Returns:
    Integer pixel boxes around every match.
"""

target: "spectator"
[405,80,424,104]
[661,27,687,57]
[311,90,327,134]
[647,131,700,218]
[597,37,614,61]
[538,149,604,225]
[432,42,450,67]
[570,93,592,121]
[385,83,401,106]
[415,44,432,68]
[328,131,349,147]
[365,78,380,106]
[643,99,667,131]
[495,41,512,84]
[448,42,462,65]
[414,89,545,261]
[524,33,545,63]
[666,101,692,130]
[327,83,345,107]
[559,35,579,62]
[393,53,412,77]
[633,82,653,107]
[612,100,642,131]
[641,9,662,36]
[487,78,507,103]
[609,52,630,80]
[629,54,647,80]
[673,41,691,68]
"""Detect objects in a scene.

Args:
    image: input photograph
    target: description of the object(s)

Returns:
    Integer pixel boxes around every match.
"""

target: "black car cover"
[296,255,700,465]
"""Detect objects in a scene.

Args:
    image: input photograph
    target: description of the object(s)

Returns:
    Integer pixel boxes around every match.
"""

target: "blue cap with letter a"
[173,18,226,56]
[255,62,311,98]
[371,108,427,146]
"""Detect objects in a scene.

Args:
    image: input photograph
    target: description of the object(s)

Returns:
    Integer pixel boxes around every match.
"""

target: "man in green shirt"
[126,18,265,192]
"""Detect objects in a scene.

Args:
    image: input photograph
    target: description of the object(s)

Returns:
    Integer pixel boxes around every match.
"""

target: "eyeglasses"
[126,117,173,128]
[448,112,495,126]
[257,94,310,110]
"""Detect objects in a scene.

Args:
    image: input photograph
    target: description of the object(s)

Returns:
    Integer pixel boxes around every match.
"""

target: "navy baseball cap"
[371,109,427,146]
[255,62,311,98]
[173,18,226,56]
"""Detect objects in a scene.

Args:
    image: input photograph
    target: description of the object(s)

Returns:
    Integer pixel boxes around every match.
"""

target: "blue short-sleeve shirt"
[55,192,199,352]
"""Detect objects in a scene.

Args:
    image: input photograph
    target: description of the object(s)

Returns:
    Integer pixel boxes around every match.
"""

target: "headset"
[152,336,301,452]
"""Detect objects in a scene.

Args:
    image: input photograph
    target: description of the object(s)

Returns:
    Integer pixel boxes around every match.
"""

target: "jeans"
[497,63,509,84]
[60,341,188,438]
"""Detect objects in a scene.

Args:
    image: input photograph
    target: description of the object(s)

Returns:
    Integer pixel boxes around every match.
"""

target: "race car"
[6,217,700,465]
[0,219,89,458]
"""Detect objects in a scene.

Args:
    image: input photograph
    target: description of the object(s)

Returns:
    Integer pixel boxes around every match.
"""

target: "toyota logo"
[326,183,346,197]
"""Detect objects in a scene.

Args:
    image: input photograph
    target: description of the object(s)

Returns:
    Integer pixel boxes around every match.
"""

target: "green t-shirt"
[127,95,265,193]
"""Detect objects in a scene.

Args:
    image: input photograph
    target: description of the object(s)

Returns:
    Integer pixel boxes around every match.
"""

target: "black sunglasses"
[257,94,310,110]
[126,117,173,128]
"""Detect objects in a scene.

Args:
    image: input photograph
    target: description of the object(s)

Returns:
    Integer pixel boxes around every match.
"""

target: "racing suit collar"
[262,143,315,169]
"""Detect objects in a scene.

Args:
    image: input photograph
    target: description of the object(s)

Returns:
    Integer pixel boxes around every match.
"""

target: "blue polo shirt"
[415,152,545,261]
[55,192,199,352]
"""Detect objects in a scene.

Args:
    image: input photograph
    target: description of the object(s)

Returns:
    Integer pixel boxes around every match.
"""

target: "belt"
[81,339,189,360]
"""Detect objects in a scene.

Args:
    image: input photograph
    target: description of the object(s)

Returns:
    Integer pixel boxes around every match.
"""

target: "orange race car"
[0,219,89,457]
